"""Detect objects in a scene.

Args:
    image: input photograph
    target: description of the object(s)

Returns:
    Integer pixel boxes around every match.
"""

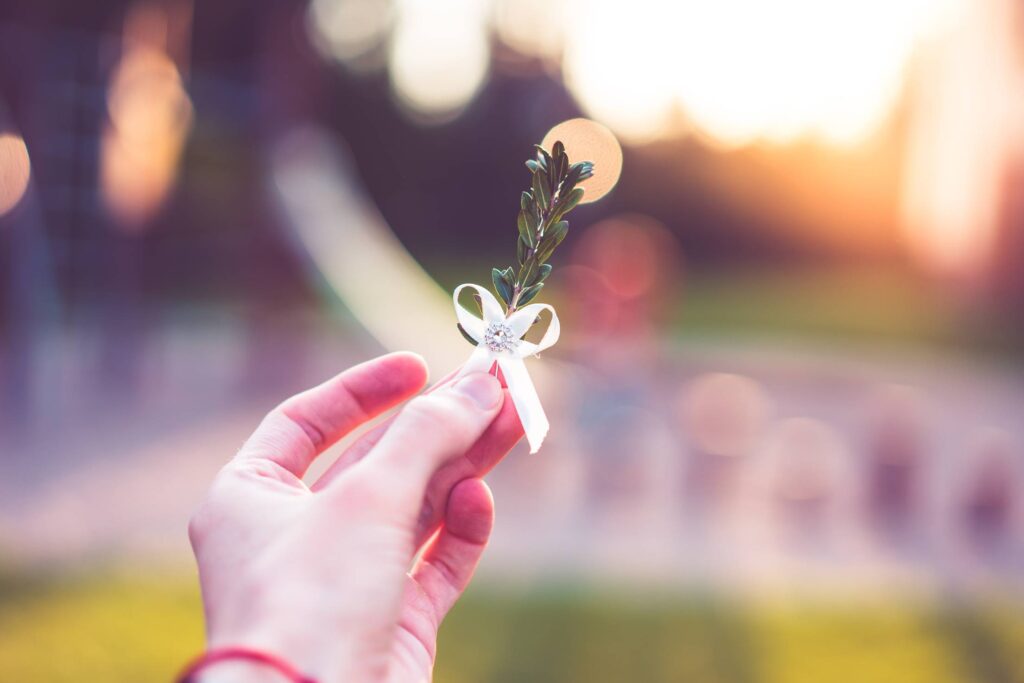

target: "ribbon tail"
[456,343,494,380]
[497,357,549,454]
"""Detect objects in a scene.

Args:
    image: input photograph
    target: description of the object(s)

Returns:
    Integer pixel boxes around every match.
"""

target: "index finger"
[234,351,429,477]
[310,365,466,487]
[313,368,523,547]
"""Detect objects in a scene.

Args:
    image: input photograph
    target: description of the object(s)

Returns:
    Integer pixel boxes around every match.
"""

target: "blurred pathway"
[2,327,1022,600]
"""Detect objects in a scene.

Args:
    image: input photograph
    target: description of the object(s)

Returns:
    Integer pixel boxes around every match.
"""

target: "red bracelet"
[177,646,318,683]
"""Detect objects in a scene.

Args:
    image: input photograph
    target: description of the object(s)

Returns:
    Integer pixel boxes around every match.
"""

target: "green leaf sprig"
[496,140,593,314]
[458,141,594,347]
[502,140,595,300]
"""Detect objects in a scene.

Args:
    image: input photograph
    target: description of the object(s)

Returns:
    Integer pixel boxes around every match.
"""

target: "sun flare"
[564,0,955,148]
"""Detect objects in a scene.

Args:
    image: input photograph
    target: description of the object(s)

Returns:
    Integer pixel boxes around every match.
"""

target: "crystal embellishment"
[484,321,519,354]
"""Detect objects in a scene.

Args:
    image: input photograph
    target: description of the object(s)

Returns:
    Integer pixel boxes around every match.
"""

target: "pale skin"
[188,352,524,683]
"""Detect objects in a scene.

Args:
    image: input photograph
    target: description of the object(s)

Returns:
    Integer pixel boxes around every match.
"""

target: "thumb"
[335,373,505,519]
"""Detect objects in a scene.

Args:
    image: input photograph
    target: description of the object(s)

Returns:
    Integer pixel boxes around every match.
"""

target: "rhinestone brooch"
[483,321,519,353]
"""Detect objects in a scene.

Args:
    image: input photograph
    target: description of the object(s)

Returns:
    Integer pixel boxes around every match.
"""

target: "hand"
[187,352,523,682]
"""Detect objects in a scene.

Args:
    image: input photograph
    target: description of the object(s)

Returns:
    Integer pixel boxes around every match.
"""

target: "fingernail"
[452,373,502,409]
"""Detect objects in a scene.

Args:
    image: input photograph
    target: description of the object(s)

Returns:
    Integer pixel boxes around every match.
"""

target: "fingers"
[234,352,429,478]
[312,368,523,549]
[310,367,464,491]
[411,396,522,547]
[337,373,504,516]
[410,478,495,624]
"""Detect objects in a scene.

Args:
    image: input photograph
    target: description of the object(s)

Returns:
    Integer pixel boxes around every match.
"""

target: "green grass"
[673,267,1019,358]
[430,261,1022,359]
[0,570,203,683]
[2,572,1023,683]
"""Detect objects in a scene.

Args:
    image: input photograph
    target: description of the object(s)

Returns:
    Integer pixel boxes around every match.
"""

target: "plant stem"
[505,290,521,317]
[508,191,559,316]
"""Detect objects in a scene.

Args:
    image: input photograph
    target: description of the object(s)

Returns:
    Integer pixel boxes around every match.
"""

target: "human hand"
[187,352,523,682]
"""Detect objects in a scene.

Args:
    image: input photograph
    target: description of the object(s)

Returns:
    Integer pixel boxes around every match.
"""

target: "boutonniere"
[452,141,594,453]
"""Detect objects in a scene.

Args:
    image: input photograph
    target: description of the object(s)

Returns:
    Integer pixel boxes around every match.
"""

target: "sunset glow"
[564,0,955,147]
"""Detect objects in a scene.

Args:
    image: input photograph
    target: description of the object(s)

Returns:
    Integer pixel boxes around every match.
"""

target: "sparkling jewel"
[484,321,519,353]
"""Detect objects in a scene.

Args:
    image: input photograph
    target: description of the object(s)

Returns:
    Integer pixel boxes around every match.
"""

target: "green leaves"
[552,187,584,223]
[520,191,532,211]
[532,170,551,209]
[517,212,533,247]
[535,221,567,263]
[565,161,594,187]
[551,141,567,184]
[518,283,544,306]
[533,144,552,173]
[492,267,514,307]
[477,140,594,334]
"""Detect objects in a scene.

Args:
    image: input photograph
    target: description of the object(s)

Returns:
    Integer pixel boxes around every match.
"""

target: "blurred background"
[2,0,1024,680]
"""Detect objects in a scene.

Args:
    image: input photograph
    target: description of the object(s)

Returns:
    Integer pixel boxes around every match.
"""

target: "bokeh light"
[563,0,955,147]
[270,125,467,375]
[679,373,771,458]
[0,132,31,217]
[491,0,567,61]
[764,417,846,503]
[899,0,1022,274]
[571,215,678,299]
[561,214,681,347]
[388,0,490,122]
[101,5,193,231]
[562,3,678,144]
[541,118,623,203]
[307,0,395,72]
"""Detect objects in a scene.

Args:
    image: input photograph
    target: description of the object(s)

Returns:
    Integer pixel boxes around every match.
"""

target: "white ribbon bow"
[453,283,561,454]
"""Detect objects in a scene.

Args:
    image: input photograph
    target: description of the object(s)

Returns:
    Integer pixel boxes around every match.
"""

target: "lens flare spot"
[0,133,31,218]
[679,373,772,458]
[388,1,489,122]
[307,0,395,72]
[542,118,622,203]
[562,0,954,148]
